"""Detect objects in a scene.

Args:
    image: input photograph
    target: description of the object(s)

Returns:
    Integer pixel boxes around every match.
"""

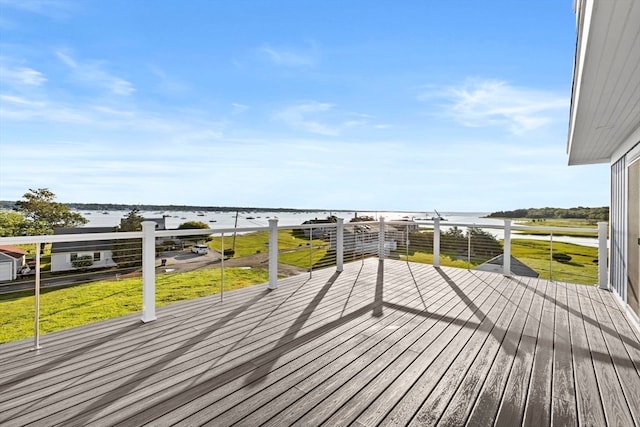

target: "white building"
[50,227,117,272]
[568,0,640,327]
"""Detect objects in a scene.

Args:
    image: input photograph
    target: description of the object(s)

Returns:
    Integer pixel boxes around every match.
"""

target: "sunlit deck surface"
[1,259,640,426]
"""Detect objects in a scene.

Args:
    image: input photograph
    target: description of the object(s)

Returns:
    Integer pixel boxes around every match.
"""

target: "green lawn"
[0,267,269,344]
[1,231,600,344]
[208,229,329,269]
[510,239,599,284]
[398,238,599,285]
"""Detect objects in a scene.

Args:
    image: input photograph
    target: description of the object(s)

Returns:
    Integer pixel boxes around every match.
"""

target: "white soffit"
[567,0,640,165]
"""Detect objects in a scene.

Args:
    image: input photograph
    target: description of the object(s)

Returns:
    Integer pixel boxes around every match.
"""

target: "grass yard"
[0,267,269,344]
[207,229,329,269]
[1,230,601,344]
[397,238,599,285]
[510,239,599,284]
[208,229,325,257]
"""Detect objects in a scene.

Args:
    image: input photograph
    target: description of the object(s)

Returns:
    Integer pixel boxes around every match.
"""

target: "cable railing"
[389,219,603,285]
[0,217,607,348]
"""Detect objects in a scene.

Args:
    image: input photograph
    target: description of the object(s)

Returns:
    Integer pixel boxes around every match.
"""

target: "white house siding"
[0,251,23,281]
[0,261,14,281]
[50,251,116,272]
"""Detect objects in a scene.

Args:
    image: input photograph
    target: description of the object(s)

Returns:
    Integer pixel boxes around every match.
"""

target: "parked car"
[191,244,209,255]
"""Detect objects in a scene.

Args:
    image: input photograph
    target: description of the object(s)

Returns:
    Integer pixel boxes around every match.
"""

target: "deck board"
[1,259,639,427]
[522,278,554,427]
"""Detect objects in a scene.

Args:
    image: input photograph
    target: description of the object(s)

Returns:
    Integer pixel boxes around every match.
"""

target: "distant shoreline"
[0,201,349,213]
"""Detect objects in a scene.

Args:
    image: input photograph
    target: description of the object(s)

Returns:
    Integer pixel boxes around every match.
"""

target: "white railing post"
[268,218,278,290]
[549,233,553,282]
[32,242,42,350]
[598,221,608,290]
[433,217,440,267]
[220,233,224,302]
[503,219,511,276]
[141,221,156,323]
[336,218,344,272]
[378,216,386,259]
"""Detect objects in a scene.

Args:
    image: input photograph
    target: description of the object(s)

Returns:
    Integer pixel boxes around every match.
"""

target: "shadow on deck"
[1,259,639,426]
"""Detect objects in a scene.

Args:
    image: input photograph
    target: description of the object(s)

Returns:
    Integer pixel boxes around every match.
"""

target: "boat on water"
[414,210,447,221]
[432,209,447,221]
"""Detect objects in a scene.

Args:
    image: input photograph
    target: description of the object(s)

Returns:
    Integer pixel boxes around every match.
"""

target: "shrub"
[72,255,93,269]
[552,252,572,263]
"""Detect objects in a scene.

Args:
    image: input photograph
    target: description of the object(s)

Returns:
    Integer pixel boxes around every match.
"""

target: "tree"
[177,221,210,243]
[14,188,87,235]
[112,208,145,267]
[0,211,31,237]
[117,208,144,232]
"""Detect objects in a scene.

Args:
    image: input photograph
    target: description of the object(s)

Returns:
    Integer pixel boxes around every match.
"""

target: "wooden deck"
[1,259,639,426]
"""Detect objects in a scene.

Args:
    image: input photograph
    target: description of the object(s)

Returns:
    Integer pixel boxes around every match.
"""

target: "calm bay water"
[80,209,598,247]
[80,209,495,229]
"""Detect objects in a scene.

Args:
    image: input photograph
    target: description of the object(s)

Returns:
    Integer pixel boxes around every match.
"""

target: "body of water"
[79,209,599,247]
[80,209,495,229]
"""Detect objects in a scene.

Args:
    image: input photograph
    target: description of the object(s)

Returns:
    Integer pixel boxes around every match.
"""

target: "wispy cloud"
[259,44,316,67]
[173,130,224,144]
[0,65,46,86]
[274,102,339,135]
[0,0,75,20]
[148,65,188,95]
[0,94,45,107]
[421,79,568,135]
[56,50,135,96]
[231,102,249,114]
[274,102,388,136]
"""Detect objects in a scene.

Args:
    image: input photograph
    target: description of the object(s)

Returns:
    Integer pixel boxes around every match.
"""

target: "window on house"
[94,252,101,261]
[70,253,78,261]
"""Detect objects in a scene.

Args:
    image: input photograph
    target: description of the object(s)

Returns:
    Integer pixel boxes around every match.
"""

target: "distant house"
[0,245,27,281]
[473,254,539,278]
[50,227,117,272]
[302,218,336,239]
[330,222,405,255]
[145,216,168,230]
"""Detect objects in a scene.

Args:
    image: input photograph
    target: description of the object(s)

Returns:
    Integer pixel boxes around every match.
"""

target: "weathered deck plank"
[1,259,639,427]
[522,278,555,427]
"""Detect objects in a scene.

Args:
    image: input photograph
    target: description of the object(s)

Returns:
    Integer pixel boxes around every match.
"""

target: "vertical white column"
[433,217,440,267]
[268,218,278,290]
[378,216,386,259]
[32,242,42,350]
[336,218,344,272]
[220,233,224,302]
[141,221,156,323]
[598,221,609,290]
[503,219,512,277]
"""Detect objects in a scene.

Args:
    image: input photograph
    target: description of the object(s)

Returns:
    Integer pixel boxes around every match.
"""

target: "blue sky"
[0,0,608,212]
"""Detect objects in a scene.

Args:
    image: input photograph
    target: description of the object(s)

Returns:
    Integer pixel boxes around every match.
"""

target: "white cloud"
[0,94,45,107]
[260,44,316,67]
[274,102,339,136]
[231,102,249,114]
[421,79,568,135]
[148,65,188,94]
[0,64,46,86]
[174,130,224,144]
[0,0,74,20]
[55,50,135,96]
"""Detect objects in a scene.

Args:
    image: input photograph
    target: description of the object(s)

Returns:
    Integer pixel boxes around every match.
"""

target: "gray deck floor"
[1,259,639,426]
